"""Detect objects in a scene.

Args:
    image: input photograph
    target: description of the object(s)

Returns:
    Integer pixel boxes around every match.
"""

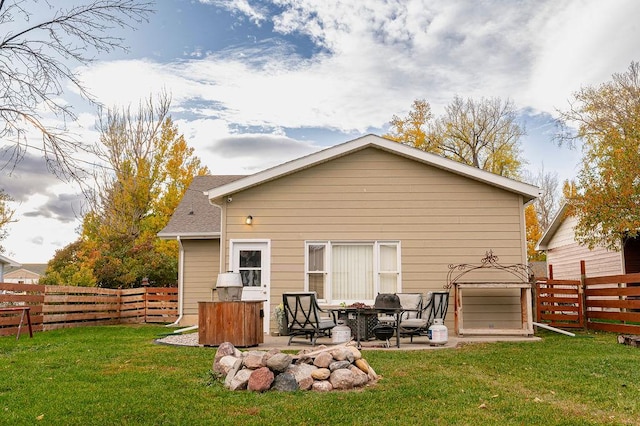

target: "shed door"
[231,241,270,333]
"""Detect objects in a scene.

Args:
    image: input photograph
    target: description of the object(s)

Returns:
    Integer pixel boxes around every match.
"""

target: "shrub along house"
[159,134,539,335]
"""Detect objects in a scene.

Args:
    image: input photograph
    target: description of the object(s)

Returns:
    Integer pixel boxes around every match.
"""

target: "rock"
[313,352,333,368]
[213,342,241,373]
[224,358,244,388]
[248,367,274,392]
[266,353,293,373]
[349,365,369,387]
[311,380,333,392]
[311,368,331,380]
[354,358,370,374]
[272,372,299,391]
[329,369,355,390]
[244,351,268,369]
[329,360,352,371]
[346,346,362,360]
[263,348,281,363]
[331,347,354,362]
[216,355,240,375]
[228,368,252,391]
[287,363,317,390]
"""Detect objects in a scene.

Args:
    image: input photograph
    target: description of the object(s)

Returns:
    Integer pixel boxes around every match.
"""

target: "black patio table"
[330,307,404,348]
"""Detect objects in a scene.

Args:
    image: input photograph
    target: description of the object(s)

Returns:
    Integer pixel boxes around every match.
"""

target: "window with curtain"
[305,241,400,304]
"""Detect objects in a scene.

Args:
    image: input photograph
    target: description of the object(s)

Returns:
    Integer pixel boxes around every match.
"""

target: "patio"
[157,330,540,350]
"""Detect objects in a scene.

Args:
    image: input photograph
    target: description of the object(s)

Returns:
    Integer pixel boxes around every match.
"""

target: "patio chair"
[282,292,337,345]
[398,291,450,342]
[377,293,423,324]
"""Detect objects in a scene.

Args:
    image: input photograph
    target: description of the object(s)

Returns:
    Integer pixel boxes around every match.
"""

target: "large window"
[305,241,401,304]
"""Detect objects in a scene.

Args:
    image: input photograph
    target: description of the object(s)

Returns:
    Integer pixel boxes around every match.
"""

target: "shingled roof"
[158,175,246,239]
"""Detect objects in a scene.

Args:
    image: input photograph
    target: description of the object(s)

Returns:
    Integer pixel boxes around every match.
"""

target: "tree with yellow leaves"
[558,62,640,250]
[525,203,545,261]
[385,96,525,178]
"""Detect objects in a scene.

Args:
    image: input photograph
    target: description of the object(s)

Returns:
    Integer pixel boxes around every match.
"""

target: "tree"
[523,166,560,232]
[82,94,209,287]
[385,96,525,178]
[0,188,15,253]
[0,0,153,182]
[525,203,545,261]
[558,62,640,250]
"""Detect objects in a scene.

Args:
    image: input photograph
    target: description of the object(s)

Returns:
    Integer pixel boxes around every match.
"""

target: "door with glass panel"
[231,241,270,333]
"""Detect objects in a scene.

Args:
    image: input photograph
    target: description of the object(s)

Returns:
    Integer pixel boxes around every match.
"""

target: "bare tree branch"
[0,0,154,184]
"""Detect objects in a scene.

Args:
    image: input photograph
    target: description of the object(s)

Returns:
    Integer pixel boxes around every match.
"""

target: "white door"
[231,240,270,333]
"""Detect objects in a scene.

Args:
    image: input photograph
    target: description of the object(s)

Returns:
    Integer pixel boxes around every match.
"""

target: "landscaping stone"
[228,368,252,391]
[247,367,274,392]
[311,368,331,380]
[243,351,267,369]
[272,372,299,392]
[215,342,378,393]
[311,380,333,392]
[313,351,333,368]
[287,363,317,390]
[329,369,355,390]
[329,360,352,371]
[266,353,292,373]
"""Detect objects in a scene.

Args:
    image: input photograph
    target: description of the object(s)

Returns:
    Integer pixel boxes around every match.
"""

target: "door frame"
[229,239,271,334]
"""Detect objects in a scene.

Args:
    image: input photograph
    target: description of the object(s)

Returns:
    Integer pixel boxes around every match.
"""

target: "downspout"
[167,235,185,327]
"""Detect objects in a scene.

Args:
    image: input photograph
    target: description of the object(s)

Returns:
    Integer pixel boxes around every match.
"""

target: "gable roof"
[158,175,246,239]
[205,134,540,203]
[5,264,48,276]
[536,203,569,251]
[0,254,20,267]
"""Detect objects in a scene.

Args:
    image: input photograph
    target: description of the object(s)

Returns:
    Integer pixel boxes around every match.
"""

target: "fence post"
[144,287,148,323]
[580,260,587,330]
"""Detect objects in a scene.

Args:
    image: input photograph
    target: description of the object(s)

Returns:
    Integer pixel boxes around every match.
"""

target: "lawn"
[1,325,639,425]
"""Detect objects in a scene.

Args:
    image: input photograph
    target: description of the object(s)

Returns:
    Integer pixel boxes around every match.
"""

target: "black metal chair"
[282,292,337,345]
[398,291,449,342]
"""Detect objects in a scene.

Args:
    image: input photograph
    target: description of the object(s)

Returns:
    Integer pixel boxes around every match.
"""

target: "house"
[0,254,20,282]
[3,264,48,284]
[159,134,539,334]
[535,204,631,279]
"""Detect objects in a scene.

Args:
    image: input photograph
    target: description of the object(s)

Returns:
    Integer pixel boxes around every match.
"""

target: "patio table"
[330,307,404,348]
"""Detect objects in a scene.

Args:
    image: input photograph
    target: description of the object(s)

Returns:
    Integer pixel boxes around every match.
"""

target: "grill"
[373,293,400,345]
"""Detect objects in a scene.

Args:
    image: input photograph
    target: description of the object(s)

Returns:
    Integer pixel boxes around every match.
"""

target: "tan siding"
[220,147,528,332]
[546,215,623,280]
[181,239,220,326]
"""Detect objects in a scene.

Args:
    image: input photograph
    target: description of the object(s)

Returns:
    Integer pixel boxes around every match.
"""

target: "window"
[305,241,401,304]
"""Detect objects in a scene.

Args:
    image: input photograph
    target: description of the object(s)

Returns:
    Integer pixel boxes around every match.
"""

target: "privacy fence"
[536,260,640,335]
[0,283,178,337]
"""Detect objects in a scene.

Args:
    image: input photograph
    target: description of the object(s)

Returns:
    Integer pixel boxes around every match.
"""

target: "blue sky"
[2,0,639,263]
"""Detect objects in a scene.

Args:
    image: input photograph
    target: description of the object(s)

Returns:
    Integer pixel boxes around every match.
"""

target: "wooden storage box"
[198,301,264,347]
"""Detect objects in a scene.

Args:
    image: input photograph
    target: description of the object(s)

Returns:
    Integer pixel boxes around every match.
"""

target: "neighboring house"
[159,134,539,334]
[0,254,20,282]
[536,204,628,279]
[3,264,48,284]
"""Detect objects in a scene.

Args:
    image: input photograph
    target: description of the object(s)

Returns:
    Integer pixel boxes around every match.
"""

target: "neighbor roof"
[205,134,540,203]
[536,203,570,251]
[158,175,246,239]
[5,264,48,276]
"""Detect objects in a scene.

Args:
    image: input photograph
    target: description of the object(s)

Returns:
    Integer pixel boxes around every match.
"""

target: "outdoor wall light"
[245,215,253,225]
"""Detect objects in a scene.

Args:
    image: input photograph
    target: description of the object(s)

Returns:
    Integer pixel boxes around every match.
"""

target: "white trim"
[304,239,401,305]
[206,134,540,203]
[157,232,221,239]
[536,203,569,250]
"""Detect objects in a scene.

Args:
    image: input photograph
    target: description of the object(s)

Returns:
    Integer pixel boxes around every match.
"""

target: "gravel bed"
[156,332,200,346]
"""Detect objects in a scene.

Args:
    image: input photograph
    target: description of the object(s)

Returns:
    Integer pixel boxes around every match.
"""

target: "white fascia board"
[206,134,540,203]
[157,232,221,240]
[536,203,569,251]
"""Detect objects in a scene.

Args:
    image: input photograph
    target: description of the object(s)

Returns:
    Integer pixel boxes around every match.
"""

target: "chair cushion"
[400,318,427,329]
[319,319,336,329]
[398,293,422,319]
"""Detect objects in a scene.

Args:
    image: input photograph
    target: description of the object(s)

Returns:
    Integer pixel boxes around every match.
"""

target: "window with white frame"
[305,241,401,304]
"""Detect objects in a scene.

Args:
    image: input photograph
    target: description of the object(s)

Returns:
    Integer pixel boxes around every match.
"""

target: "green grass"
[1,326,639,425]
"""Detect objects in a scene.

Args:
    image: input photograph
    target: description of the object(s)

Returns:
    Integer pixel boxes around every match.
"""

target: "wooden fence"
[0,283,178,337]
[536,261,640,334]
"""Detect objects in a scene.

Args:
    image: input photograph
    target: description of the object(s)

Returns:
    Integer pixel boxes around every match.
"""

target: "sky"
[1,0,639,264]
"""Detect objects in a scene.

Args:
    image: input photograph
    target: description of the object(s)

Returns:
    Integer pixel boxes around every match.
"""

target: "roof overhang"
[157,232,221,240]
[205,134,540,203]
[536,203,569,251]
[0,254,20,267]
